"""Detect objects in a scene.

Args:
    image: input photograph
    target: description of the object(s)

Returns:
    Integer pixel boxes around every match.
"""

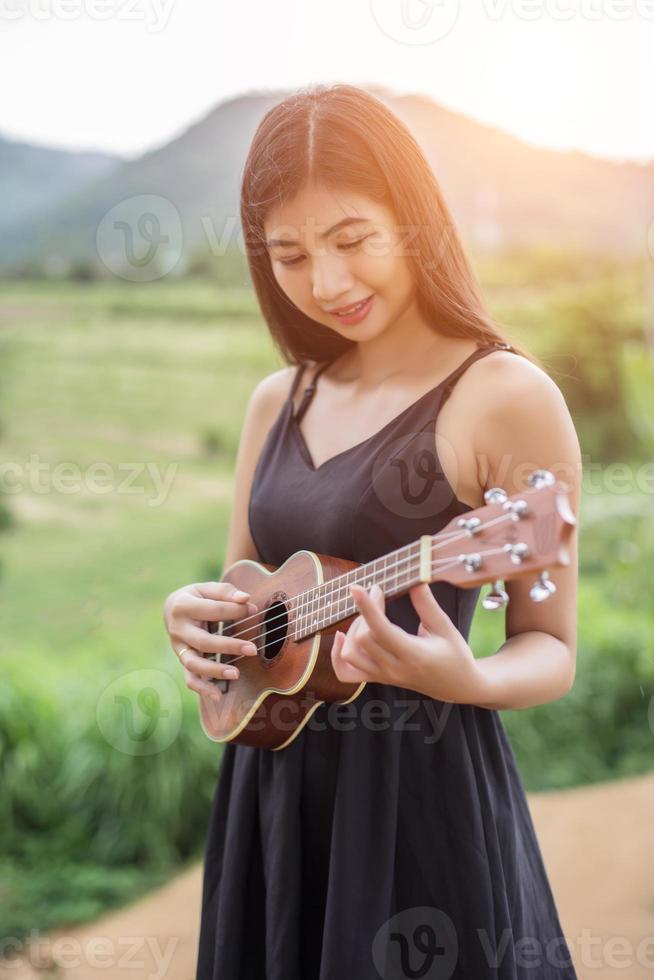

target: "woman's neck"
[337,299,459,388]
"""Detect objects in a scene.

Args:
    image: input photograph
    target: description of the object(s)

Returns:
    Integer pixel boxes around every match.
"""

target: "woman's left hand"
[330,582,486,704]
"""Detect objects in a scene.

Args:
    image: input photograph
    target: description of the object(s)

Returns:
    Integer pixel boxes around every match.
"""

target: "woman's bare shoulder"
[437,347,576,509]
[252,363,297,409]
[461,348,567,416]
[249,362,309,424]
[451,347,580,497]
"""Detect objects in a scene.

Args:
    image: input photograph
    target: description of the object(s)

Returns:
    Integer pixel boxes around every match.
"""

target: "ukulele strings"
[222,510,512,642]
[216,510,518,661]
[220,548,511,665]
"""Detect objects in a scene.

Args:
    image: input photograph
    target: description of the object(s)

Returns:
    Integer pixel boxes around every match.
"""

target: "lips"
[330,294,374,315]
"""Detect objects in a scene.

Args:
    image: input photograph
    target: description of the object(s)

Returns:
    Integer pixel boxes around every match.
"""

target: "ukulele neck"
[288,476,575,640]
[293,536,433,639]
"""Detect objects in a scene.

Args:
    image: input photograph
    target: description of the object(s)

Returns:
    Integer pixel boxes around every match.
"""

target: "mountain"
[0,134,122,249]
[387,90,652,254]
[0,86,651,274]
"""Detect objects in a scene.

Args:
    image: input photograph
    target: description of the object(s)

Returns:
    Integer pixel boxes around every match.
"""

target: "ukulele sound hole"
[262,598,289,661]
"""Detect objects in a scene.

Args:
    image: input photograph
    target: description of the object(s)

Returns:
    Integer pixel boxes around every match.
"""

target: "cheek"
[355,245,405,292]
[273,267,305,302]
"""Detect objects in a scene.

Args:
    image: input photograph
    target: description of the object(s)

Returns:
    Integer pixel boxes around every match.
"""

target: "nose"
[311,254,355,306]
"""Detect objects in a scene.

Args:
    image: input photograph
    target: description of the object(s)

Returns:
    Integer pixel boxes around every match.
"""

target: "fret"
[294,480,559,632]
[291,533,440,640]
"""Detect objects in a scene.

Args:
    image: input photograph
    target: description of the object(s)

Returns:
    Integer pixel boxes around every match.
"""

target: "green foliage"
[0,497,14,532]
[503,584,654,790]
[68,258,101,282]
[199,426,230,459]
[0,665,221,942]
[546,282,643,462]
[0,860,171,944]
[622,342,654,457]
[469,509,654,790]
[185,244,250,288]
[477,250,648,464]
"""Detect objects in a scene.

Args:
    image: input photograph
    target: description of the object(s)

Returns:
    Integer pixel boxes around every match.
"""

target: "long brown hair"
[240,83,538,368]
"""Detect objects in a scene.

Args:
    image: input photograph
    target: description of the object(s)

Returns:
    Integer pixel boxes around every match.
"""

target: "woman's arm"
[465,354,583,710]
[220,365,296,574]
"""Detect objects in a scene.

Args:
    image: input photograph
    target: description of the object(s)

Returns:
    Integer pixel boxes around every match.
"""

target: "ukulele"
[199,469,576,750]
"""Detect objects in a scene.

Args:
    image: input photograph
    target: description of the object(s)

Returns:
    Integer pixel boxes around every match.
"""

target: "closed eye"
[277,235,371,267]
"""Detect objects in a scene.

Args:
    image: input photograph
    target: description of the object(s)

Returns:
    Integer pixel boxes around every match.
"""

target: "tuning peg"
[457,516,482,534]
[484,487,508,504]
[527,469,555,490]
[502,498,529,521]
[529,570,557,602]
[482,580,509,611]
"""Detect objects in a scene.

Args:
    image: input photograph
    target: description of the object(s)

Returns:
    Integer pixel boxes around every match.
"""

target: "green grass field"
[0,282,280,682]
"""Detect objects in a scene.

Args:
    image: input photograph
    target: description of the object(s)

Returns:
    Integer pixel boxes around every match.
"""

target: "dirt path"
[2,771,653,979]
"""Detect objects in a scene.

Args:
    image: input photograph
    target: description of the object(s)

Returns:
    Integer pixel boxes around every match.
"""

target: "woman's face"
[263,182,418,341]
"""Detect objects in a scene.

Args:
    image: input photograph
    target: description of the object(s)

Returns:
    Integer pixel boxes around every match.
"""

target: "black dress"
[195,342,578,980]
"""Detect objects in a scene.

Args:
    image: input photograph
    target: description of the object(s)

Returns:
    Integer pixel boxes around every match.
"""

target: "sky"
[0,0,652,163]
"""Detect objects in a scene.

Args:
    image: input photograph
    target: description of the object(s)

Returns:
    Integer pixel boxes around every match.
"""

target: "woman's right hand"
[163,581,259,702]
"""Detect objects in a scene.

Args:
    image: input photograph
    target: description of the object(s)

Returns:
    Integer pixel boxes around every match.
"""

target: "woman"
[163,83,582,979]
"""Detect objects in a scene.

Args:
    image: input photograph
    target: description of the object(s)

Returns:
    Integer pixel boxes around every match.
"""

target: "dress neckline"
[290,342,513,473]
[291,379,446,473]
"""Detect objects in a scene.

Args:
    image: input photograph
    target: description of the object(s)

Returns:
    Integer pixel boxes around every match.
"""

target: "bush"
[0,665,221,943]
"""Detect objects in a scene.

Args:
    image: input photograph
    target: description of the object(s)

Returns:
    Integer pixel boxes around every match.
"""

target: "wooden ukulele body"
[199,551,365,751]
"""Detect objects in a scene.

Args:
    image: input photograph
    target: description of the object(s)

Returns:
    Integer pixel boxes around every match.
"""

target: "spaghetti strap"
[291,342,516,425]
[288,362,308,402]
[293,360,333,424]
[438,340,517,409]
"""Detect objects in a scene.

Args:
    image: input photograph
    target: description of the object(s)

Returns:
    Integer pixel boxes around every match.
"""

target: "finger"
[178,647,244,682]
[183,667,224,702]
[350,583,407,652]
[350,583,386,630]
[330,630,345,663]
[340,637,379,678]
[332,631,369,683]
[183,593,259,623]
[408,583,453,635]
[339,619,383,670]
[356,626,396,662]
[179,624,259,658]
[194,581,251,601]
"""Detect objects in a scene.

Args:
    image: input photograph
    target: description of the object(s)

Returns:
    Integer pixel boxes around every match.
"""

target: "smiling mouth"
[329,294,374,315]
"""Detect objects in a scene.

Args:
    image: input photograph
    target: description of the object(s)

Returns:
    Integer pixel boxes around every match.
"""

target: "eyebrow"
[265,216,370,249]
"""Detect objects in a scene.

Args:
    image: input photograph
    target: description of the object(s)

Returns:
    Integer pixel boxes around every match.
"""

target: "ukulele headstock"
[430,469,577,609]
